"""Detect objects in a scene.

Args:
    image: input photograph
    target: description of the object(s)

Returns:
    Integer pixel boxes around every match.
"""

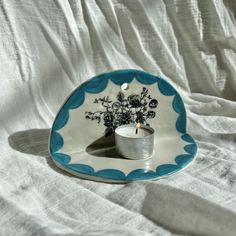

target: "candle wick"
[135,120,140,134]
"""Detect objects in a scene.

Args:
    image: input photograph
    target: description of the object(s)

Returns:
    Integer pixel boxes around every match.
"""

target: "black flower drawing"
[85,87,158,136]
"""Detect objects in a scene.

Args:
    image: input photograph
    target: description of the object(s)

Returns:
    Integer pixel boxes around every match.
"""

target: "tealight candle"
[115,124,154,160]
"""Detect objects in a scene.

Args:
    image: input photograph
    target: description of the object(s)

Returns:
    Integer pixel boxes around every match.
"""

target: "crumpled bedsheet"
[0,0,236,235]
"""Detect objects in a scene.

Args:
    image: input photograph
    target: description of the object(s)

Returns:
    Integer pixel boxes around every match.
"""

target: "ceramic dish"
[49,70,197,183]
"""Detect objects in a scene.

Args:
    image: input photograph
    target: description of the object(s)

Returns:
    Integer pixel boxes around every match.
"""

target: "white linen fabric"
[0,0,236,235]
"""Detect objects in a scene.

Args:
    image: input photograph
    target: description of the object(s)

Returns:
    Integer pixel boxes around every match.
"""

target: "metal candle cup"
[115,124,154,160]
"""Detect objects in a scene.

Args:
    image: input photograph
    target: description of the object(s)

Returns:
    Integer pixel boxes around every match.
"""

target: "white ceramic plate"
[49,70,197,183]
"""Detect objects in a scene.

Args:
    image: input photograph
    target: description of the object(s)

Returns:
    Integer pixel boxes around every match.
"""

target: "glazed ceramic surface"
[49,70,197,183]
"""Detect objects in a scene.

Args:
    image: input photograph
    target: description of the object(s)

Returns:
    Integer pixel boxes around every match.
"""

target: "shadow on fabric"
[141,183,236,236]
[8,129,73,177]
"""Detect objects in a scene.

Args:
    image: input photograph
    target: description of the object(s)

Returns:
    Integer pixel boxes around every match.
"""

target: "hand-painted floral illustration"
[85,87,158,136]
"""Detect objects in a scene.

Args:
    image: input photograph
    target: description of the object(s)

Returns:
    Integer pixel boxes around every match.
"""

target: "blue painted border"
[49,70,197,181]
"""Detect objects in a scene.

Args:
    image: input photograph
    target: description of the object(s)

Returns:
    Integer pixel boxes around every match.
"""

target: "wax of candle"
[115,126,152,138]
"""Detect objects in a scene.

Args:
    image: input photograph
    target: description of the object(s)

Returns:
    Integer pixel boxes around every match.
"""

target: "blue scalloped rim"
[49,70,197,181]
